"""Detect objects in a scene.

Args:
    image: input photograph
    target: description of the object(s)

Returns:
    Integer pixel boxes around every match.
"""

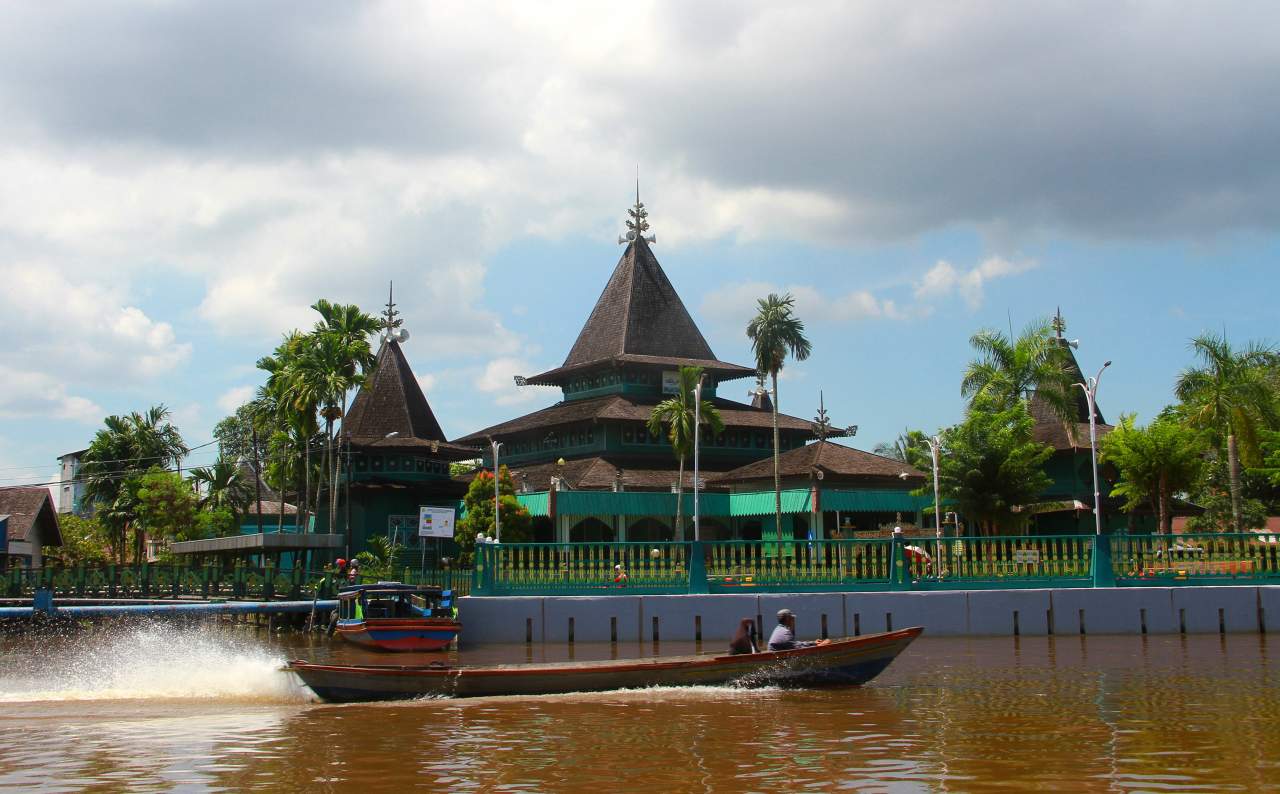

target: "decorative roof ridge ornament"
[618,173,657,246]
[382,281,409,344]
[812,390,833,443]
[1052,307,1066,339]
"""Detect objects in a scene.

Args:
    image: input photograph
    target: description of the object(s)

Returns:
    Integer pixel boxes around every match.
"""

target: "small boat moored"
[292,626,921,702]
[333,582,461,652]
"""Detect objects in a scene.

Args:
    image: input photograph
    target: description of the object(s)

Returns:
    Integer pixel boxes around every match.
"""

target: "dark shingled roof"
[0,487,62,546]
[527,238,754,385]
[456,394,817,445]
[711,440,926,486]
[1028,337,1112,451]
[460,456,738,492]
[342,341,479,459]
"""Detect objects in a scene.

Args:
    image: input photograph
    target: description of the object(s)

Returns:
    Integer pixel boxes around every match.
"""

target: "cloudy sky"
[2,1,1278,488]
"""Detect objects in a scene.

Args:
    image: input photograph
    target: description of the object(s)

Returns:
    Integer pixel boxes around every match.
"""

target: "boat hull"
[335,618,461,652]
[291,627,921,702]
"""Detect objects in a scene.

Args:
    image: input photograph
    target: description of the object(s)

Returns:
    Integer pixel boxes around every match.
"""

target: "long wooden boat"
[290,626,921,702]
[334,583,461,652]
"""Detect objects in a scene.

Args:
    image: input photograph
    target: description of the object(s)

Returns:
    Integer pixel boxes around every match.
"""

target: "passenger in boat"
[767,609,831,651]
[728,618,759,654]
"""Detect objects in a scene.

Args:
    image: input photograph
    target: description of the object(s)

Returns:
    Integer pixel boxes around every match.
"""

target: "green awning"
[516,492,550,517]
[729,489,812,516]
[511,488,925,519]
[821,489,931,513]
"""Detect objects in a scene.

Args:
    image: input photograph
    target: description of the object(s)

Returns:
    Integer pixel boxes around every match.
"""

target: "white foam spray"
[0,621,313,703]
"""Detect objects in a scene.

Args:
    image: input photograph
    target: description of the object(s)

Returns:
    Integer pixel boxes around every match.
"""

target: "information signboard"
[419,506,456,539]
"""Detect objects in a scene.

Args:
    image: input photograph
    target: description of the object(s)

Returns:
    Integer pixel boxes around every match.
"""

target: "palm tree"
[961,318,1075,416]
[874,429,931,470]
[309,300,380,528]
[1174,333,1277,532]
[746,293,812,539]
[188,459,254,522]
[258,332,316,532]
[80,405,189,563]
[647,366,725,540]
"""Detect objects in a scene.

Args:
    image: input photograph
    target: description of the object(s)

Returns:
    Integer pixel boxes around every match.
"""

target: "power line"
[0,441,348,491]
[0,439,223,474]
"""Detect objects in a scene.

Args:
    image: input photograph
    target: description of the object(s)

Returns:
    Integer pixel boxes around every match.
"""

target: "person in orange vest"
[613,564,629,587]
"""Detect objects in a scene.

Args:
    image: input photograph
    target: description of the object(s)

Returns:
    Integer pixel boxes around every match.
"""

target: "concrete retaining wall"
[457,586,1280,645]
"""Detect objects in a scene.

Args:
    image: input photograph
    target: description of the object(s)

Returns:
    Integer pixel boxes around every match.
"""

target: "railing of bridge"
[2,562,338,601]
[1,562,473,603]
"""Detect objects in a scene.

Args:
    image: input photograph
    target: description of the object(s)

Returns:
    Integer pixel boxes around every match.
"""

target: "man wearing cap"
[767,608,830,651]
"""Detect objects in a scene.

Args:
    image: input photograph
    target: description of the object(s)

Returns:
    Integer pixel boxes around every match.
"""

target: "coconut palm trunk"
[675,455,685,540]
[1227,433,1243,532]
[771,371,782,539]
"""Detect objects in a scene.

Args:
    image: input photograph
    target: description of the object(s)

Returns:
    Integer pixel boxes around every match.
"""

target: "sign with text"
[1013,549,1040,564]
[419,506,456,539]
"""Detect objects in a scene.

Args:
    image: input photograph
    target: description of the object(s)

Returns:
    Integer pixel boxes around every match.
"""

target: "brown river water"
[1,621,1278,792]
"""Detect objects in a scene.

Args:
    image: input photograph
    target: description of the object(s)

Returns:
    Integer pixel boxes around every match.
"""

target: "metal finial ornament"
[619,172,656,245]
[812,391,832,443]
[1052,307,1066,338]
[382,281,404,340]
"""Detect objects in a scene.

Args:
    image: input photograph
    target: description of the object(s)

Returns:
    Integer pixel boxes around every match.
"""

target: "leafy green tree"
[961,318,1074,417]
[48,514,113,565]
[80,406,188,563]
[456,466,532,565]
[192,507,238,541]
[1175,333,1277,532]
[188,458,254,520]
[647,366,724,539]
[1101,414,1206,534]
[937,396,1054,535]
[747,293,812,538]
[130,469,201,550]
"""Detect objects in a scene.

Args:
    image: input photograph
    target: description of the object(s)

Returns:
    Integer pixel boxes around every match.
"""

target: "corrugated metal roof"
[821,489,931,513]
[509,488,926,519]
[516,492,550,517]
[729,489,812,516]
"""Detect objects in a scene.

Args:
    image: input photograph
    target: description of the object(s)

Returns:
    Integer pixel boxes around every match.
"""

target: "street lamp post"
[693,375,704,542]
[1075,361,1112,535]
[925,435,943,576]
[491,439,504,542]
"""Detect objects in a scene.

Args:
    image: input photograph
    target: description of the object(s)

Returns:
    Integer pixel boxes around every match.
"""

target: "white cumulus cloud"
[914,256,1037,309]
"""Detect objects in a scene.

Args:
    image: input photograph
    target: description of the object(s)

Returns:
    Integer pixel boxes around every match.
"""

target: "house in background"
[56,449,90,516]
[0,487,63,568]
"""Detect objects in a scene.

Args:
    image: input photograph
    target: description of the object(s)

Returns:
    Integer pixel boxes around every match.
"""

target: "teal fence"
[471,533,1280,596]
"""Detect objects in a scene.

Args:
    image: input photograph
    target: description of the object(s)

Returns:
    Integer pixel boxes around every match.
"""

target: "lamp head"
[1103,360,1112,368]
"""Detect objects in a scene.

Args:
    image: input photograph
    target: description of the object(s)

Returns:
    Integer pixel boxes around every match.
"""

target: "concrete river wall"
[458,586,1280,645]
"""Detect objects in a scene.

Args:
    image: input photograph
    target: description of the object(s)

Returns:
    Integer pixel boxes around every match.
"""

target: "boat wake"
[395,683,784,707]
[0,622,312,704]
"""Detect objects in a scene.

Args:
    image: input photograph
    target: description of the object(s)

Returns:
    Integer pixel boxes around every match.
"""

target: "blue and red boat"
[335,583,461,652]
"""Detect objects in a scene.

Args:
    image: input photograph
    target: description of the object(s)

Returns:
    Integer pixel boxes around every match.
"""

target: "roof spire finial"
[619,170,655,245]
[382,281,404,341]
[1052,307,1066,338]
[812,390,832,443]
